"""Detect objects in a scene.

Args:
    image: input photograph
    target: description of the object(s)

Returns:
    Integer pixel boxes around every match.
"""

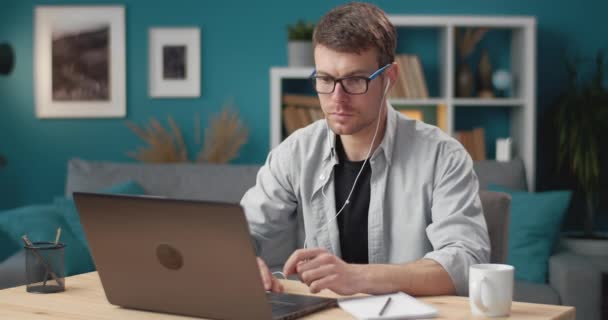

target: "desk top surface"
[0,272,574,320]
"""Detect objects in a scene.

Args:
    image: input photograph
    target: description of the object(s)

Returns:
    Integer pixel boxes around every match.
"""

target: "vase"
[456,62,474,97]
[287,41,314,67]
[477,49,494,98]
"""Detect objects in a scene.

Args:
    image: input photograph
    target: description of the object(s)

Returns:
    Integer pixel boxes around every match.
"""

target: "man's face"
[314,45,394,137]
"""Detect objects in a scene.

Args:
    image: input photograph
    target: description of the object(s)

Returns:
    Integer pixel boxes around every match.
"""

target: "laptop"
[73,192,337,320]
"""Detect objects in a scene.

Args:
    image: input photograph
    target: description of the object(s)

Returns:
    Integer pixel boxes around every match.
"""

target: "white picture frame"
[149,27,201,98]
[34,6,126,118]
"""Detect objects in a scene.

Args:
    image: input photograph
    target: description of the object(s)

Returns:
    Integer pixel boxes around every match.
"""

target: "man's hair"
[313,2,396,68]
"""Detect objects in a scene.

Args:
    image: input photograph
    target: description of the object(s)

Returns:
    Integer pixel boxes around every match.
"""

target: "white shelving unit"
[270,15,536,190]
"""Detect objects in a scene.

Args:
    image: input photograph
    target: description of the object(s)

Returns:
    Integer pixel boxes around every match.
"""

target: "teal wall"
[1,0,607,211]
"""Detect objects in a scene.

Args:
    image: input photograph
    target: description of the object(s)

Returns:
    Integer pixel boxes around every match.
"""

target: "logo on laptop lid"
[156,244,184,270]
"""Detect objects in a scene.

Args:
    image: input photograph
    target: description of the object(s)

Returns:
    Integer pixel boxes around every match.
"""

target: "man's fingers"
[309,273,338,294]
[271,278,284,293]
[300,263,335,286]
[283,248,328,276]
[296,253,334,274]
[257,257,272,290]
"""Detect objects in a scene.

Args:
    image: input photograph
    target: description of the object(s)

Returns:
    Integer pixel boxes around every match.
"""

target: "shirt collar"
[375,102,397,166]
[322,123,337,163]
[322,102,397,166]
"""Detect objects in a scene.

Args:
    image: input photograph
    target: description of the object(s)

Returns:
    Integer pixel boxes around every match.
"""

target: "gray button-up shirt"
[240,105,490,295]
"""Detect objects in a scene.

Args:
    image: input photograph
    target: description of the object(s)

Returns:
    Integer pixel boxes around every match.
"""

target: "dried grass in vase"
[197,106,248,164]
[125,116,188,163]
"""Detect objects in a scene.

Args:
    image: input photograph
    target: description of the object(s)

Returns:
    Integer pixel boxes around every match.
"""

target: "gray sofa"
[0,158,602,318]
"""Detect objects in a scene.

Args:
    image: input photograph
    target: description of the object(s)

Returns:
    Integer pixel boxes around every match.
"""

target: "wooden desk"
[0,272,575,319]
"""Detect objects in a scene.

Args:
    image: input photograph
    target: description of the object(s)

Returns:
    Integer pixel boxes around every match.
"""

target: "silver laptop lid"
[73,192,272,320]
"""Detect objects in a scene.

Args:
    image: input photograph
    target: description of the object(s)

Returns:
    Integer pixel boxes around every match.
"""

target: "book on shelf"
[281,94,323,135]
[436,104,448,132]
[392,55,408,98]
[454,127,486,161]
[398,109,423,121]
[389,54,429,99]
[410,55,429,98]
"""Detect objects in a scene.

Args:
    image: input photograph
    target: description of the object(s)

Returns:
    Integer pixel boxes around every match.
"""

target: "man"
[241,2,490,297]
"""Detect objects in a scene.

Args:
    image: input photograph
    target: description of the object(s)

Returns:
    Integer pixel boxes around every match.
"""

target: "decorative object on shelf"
[496,138,512,162]
[34,6,125,118]
[552,51,608,239]
[456,63,474,98]
[0,43,14,75]
[492,69,512,97]
[455,27,488,97]
[149,27,201,98]
[477,48,494,98]
[287,20,315,67]
[126,103,248,164]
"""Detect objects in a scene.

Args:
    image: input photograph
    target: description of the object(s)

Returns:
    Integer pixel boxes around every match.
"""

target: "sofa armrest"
[549,251,602,320]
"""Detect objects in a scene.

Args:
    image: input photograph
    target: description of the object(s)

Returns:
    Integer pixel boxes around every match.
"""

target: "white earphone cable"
[303,77,391,249]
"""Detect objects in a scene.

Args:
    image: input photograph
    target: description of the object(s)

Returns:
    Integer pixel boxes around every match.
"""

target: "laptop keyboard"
[266,292,337,320]
[268,292,299,314]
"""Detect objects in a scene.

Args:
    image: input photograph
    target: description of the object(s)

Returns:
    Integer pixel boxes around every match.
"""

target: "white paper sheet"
[338,292,438,320]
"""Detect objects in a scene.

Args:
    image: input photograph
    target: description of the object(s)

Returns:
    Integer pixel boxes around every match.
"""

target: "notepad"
[338,292,438,320]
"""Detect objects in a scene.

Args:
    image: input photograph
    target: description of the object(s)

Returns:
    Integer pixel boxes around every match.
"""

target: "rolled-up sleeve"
[240,146,299,267]
[423,148,491,295]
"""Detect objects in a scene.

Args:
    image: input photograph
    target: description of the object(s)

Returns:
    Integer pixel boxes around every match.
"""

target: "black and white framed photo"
[149,27,201,98]
[34,6,126,118]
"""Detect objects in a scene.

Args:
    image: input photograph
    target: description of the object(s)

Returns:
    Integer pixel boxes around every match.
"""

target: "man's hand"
[257,257,284,293]
[283,248,366,295]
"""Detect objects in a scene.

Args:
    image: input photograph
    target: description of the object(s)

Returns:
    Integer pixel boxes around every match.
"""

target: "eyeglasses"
[310,64,391,95]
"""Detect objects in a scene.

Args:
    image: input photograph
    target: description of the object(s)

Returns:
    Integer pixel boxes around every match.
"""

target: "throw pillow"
[489,185,572,283]
[54,180,146,250]
[0,181,146,276]
[0,204,94,276]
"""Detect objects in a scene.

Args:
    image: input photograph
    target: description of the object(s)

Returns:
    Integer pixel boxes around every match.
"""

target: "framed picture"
[149,27,201,98]
[34,6,126,118]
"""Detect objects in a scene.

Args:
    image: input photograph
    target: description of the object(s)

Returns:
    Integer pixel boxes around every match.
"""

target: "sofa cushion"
[474,159,528,191]
[490,185,572,283]
[66,158,261,203]
[514,280,561,305]
[0,250,27,289]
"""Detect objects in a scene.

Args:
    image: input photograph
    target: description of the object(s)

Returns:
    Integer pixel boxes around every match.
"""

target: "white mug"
[469,264,514,317]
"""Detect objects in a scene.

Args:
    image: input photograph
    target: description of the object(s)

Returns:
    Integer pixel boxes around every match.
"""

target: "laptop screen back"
[74,192,272,320]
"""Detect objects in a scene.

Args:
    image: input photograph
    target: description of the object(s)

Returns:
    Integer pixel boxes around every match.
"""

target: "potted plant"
[287,20,315,67]
[554,51,608,255]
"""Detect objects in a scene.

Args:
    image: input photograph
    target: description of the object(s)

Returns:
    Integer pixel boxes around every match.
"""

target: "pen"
[378,297,391,316]
[43,227,62,286]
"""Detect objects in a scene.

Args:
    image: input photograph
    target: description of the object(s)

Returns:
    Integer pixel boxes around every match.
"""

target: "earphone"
[302,77,392,250]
